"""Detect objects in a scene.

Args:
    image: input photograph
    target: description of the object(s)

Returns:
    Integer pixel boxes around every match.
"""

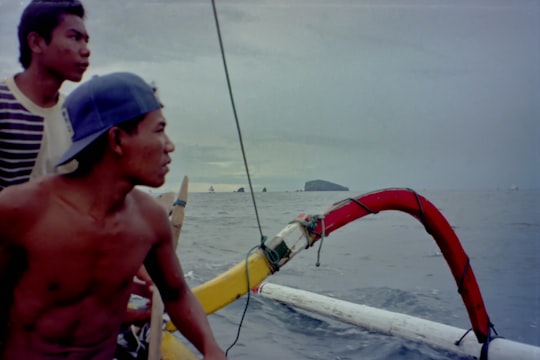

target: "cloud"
[2,0,538,192]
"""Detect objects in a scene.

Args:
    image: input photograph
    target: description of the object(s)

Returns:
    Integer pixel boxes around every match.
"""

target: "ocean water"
[172,189,539,359]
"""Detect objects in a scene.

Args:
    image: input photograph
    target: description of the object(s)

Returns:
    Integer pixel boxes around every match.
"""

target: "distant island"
[304,179,349,191]
[232,187,267,192]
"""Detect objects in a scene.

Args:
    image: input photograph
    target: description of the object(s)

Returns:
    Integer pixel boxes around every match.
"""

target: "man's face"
[40,14,90,82]
[121,109,175,188]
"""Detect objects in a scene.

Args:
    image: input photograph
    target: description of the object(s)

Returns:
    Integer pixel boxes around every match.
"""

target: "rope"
[210,0,265,244]
[455,324,502,360]
[210,0,268,354]
[409,188,432,235]
[289,215,326,266]
[290,215,322,242]
[260,237,282,272]
[225,245,259,357]
[347,197,378,214]
[480,325,502,360]
[303,196,377,266]
[457,257,471,295]
[454,328,473,346]
[173,199,186,207]
[315,217,326,267]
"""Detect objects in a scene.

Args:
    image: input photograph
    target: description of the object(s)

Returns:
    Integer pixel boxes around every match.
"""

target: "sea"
[170,189,539,359]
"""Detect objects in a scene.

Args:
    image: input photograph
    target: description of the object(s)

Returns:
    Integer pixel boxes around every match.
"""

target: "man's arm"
[162,276,226,359]
[143,203,226,360]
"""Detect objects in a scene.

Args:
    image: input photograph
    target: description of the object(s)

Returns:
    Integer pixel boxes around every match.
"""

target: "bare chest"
[18,208,156,299]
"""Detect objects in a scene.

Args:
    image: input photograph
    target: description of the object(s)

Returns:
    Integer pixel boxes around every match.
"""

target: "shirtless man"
[0,72,227,360]
[1,0,154,328]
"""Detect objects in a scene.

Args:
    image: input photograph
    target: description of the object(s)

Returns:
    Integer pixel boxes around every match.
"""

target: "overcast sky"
[1,0,538,192]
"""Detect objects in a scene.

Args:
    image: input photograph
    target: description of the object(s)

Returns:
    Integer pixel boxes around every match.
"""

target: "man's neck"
[14,68,63,108]
[60,166,136,220]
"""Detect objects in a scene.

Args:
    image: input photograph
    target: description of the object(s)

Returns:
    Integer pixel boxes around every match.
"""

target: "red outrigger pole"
[298,188,491,343]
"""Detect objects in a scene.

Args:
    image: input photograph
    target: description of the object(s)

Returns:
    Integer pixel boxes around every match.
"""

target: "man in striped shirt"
[0,0,90,190]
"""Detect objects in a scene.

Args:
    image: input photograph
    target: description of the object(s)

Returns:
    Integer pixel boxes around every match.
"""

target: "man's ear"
[108,127,124,155]
[27,32,46,55]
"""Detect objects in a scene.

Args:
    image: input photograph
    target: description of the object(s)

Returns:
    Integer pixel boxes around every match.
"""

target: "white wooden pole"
[256,282,540,360]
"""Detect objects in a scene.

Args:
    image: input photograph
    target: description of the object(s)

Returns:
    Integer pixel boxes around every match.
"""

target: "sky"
[1,0,538,193]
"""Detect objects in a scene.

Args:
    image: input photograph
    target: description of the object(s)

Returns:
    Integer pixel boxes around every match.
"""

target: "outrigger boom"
[162,188,536,358]
[295,188,491,343]
[255,282,540,360]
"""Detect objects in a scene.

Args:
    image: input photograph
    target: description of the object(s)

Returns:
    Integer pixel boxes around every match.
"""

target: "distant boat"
[511,184,519,191]
[208,186,215,193]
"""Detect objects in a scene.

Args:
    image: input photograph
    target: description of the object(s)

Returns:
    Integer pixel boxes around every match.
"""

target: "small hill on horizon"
[304,179,349,191]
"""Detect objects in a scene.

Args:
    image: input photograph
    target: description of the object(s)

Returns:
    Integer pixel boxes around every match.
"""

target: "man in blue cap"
[0,72,227,360]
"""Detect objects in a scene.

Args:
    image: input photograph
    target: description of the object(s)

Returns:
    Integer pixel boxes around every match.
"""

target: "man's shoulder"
[131,189,165,211]
[0,77,15,100]
[1,176,55,199]
[0,76,33,114]
[0,75,15,90]
[0,177,52,220]
[129,189,170,224]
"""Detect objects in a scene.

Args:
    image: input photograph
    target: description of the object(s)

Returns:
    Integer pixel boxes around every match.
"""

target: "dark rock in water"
[304,179,349,191]
[237,187,245,192]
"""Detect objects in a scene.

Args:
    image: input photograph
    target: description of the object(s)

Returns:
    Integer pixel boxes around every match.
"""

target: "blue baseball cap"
[56,72,162,166]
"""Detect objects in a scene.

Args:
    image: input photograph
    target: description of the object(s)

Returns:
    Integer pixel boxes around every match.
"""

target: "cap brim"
[56,128,109,167]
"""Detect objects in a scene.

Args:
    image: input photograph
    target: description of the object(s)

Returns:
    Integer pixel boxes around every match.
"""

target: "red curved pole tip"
[302,188,491,343]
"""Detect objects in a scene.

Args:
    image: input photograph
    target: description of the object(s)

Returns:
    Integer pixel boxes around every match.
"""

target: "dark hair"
[69,116,145,177]
[18,0,86,69]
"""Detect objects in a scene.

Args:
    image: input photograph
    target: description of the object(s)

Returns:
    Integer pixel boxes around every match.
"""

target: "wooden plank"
[148,176,189,360]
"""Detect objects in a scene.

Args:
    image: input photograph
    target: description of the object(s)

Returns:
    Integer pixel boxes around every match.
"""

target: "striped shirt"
[0,77,72,190]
